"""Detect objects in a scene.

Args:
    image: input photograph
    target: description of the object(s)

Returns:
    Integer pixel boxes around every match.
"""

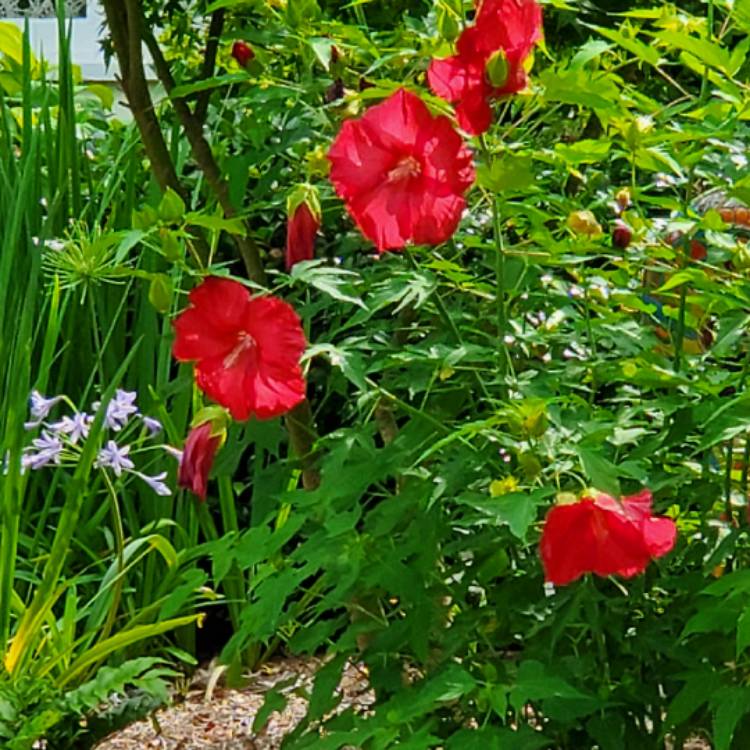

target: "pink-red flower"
[172,277,306,421]
[428,0,543,135]
[327,88,475,252]
[232,41,255,67]
[178,422,220,500]
[286,200,320,271]
[540,489,676,586]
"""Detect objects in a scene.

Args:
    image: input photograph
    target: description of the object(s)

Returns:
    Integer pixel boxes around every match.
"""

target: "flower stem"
[491,195,509,397]
[403,248,492,402]
[98,471,126,647]
[700,0,715,102]
[673,286,688,373]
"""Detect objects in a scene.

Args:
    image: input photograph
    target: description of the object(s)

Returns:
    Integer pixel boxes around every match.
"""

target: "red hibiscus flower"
[172,277,307,421]
[232,41,255,67]
[178,422,220,500]
[327,88,475,252]
[428,0,543,135]
[540,489,676,586]
[286,198,320,271]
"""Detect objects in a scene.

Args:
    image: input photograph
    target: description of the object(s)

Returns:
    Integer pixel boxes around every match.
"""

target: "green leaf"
[184,212,246,235]
[652,30,732,73]
[170,73,248,99]
[711,686,750,750]
[460,489,553,540]
[555,139,611,165]
[540,68,619,110]
[253,687,288,733]
[593,24,661,65]
[477,153,535,193]
[665,671,721,728]
[739,606,750,658]
[290,261,366,308]
[576,447,621,497]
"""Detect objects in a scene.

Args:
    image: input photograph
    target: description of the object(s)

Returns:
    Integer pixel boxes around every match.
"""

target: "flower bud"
[612,219,632,249]
[286,187,321,271]
[231,41,255,67]
[615,187,631,212]
[567,210,603,237]
[485,49,510,89]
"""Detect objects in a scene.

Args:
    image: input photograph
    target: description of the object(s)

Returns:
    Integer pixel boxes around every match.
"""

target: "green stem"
[218,476,245,634]
[700,0,715,102]
[403,248,492,402]
[98,471,126,648]
[673,286,688,373]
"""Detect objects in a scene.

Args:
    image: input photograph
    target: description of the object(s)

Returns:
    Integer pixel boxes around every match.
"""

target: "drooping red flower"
[286,201,320,271]
[327,88,475,252]
[232,41,255,67]
[428,0,543,135]
[178,422,220,500]
[540,489,676,586]
[172,277,307,421]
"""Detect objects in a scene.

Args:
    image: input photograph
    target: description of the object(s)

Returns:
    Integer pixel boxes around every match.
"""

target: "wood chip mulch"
[94,656,374,750]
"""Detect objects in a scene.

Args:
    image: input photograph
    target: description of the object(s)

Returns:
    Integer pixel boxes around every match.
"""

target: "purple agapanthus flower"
[25,390,64,429]
[22,432,64,470]
[131,470,171,496]
[141,416,163,435]
[95,440,135,476]
[93,389,139,431]
[49,412,92,445]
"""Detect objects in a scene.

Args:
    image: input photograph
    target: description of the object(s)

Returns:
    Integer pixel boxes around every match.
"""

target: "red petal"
[427,56,470,103]
[540,501,600,585]
[173,277,250,362]
[328,119,395,203]
[359,88,431,152]
[454,88,494,136]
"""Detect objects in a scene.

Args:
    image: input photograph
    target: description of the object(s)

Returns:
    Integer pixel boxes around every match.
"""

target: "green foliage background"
[3,0,750,747]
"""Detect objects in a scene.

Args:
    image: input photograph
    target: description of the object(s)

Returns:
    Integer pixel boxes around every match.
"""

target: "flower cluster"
[170,276,308,499]
[325,0,542,252]
[540,490,677,586]
[429,0,543,136]
[23,388,170,496]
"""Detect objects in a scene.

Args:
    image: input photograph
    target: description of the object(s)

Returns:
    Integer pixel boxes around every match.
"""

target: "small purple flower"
[49,412,92,445]
[25,390,63,429]
[95,441,135,476]
[23,432,63,470]
[141,416,162,435]
[94,389,139,431]
[132,470,171,496]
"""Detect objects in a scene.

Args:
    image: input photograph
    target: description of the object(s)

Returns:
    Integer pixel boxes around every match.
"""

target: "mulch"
[94,656,373,750]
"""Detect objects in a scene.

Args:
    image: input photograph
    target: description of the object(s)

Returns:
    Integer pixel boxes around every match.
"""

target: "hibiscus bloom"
[540,489,676,586]
[178,422,220,500]
[286,199,320,271]
[172,277,307,421]
[428,0,543,135]
[327,88,475,252]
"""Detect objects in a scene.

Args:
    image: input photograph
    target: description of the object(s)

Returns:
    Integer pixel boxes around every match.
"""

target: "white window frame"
[5,1,115,81]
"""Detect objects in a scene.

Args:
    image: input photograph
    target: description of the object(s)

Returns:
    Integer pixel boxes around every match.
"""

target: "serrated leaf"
[576,447,621,497]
